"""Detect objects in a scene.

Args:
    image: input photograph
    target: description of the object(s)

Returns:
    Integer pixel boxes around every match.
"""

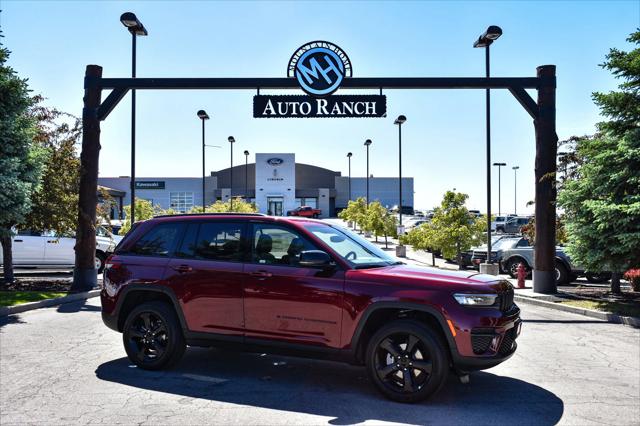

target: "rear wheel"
[366,320,448,403]
[123,301,185,370]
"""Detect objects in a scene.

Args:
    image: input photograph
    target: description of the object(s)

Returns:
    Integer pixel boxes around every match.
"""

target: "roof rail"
[153,212,266,219]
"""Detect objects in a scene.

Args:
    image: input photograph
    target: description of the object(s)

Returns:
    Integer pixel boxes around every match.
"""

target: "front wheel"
[555,262,570,285]
[95,252,106,273]
[506,258,530,279]
[123,301,186,370]
[366,320,448,403]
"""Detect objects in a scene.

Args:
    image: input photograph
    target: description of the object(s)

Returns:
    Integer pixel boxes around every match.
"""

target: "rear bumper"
[102,309,119,332]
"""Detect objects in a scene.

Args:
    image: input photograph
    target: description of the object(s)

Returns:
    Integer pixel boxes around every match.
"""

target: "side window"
[252,224,317,266]
[129,223,181,257]
[175,223,199,259]
[516,239,530,248]
[191,222,244,262]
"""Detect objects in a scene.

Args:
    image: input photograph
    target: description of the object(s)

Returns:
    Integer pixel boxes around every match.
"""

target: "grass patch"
[0,291,68,307]
[559,299,640,318]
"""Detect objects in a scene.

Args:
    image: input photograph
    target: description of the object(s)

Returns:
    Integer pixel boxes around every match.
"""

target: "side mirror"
[299,250,333,269]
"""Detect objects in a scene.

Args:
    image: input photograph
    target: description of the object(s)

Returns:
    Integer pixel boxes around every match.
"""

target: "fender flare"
[349,301,458,359]
[114,284,188,332]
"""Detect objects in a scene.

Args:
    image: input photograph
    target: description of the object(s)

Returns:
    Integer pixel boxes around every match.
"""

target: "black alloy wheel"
[366,320,448,403]
[585,272,612,284]
[123,302,185,370]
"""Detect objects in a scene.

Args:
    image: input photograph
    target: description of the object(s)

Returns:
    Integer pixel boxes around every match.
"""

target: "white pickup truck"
[0,226,116,272]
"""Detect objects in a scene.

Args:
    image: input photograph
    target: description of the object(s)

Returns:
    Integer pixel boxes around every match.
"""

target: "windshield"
[494,238,521,250]
[303,223,398,268]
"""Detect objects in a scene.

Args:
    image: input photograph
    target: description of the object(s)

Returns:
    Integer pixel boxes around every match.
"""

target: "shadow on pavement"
[96,348,564,425]
[56,299,101,314]
[0,314,25,329]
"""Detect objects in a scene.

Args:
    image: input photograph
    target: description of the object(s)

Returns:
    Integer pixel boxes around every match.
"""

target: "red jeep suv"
[101,213,521,402]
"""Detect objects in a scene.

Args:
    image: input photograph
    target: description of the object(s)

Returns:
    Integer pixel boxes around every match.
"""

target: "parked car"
[390,205,415,215]
[500,243,611,285]
[0,228,116,272]
[471,236,527,270]
[98,224,124,244]
[499,216,531,234]
[286,206,321,218]
[405,219,428,230]
[491,216,508,232]
[101,213,521,403]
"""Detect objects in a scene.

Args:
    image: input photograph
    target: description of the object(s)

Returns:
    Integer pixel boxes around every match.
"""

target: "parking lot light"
[394,115,407,227]
[364,139,372,204]
[198,110,210,209]
[347,152,353,201]
[474,25,502,270]
[120,12,148,225]
[228,136,235,210]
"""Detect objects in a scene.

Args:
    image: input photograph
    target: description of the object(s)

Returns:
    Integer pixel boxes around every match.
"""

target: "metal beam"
[96,88,129,121]
[509,87,539,119]
[88,76,542,90]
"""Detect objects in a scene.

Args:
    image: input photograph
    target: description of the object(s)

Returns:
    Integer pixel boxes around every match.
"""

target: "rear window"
[128,223,182,257]
[177,222,244,262]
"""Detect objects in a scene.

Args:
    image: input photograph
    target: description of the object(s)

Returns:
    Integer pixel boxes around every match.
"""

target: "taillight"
[104,255,121,271]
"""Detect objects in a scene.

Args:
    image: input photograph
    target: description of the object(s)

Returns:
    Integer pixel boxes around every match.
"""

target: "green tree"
[191,197,258,213]
[381,209,398,249]
[338,197,368,231]
[23,103,81,237]
[558,29,640,294]
[364,201,386,242]
[403,191,485,267]
[120,199,161,234]
[0,38,45,283]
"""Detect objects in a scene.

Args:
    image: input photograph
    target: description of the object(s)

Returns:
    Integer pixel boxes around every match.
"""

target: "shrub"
[623,269,640,292]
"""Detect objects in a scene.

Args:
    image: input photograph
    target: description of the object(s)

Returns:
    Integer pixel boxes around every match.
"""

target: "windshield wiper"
[354,264,388,270]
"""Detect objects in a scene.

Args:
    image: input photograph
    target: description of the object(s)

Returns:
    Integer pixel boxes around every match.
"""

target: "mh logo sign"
[288,41,352,97]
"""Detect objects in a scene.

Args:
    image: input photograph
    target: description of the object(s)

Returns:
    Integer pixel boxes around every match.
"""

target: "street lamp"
[347,152,353,202]
[120,12,148,225]
[228,136,235,211]
[197,110,210,209]
[364,139,372,204]
[244,150,250,201]
[493,162,507,216]
[474,25,502,269]
[512,166,520,215]
[394,115,407,227]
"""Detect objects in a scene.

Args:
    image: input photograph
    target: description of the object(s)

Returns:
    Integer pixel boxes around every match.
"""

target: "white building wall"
[254,153,296,214]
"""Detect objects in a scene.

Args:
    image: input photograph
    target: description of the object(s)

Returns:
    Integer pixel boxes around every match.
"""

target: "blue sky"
[2,0,637,213]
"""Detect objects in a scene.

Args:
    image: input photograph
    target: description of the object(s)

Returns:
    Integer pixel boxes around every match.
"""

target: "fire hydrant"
[517,263,526,289]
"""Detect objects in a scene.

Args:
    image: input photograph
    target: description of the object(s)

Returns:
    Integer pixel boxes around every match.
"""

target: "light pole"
[120,12,148,225]
[244,150,250,201]
[347,152,353,202]
[512,166,519,215]
[228,136,235,211]
[493,162,507,216]
[364,139,372,204]
[197,110,210,209]
[394,115,407,227]
[474,25,502,269]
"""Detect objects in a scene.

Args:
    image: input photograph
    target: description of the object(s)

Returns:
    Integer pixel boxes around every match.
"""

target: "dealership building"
[98,153,413,219]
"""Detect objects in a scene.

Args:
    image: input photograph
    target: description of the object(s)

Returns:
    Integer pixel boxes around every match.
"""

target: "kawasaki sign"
[253,41,386,118]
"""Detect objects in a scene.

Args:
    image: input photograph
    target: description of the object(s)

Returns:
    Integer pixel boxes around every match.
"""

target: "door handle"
[171,265,193,273]
[47,240,58,244]
[14,239,23,243]
[250,271,272,279]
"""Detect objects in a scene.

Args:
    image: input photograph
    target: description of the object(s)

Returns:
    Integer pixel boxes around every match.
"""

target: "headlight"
[453,293,498,306]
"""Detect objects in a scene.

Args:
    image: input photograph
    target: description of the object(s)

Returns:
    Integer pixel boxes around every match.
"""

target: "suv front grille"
[471,334,493,354]
[499,328,517,355]
[500,287,515,312]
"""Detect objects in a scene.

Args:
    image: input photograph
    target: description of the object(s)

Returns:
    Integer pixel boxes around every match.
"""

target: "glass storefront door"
[267,197,284,216]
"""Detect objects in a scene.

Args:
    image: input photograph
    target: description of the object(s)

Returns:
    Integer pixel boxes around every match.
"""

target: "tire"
[95,252,106,273]
[585,272,611,284]
[365,319,449,403]
[122,301,186,370]
[555,262,570,285]
[505,257,529,279]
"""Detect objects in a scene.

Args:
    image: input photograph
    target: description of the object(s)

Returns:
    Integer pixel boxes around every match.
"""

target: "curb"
[0,289,101,317]
[514,294,640,328]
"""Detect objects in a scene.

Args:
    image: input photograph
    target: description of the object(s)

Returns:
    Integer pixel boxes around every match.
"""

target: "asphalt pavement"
[1,297,638,425]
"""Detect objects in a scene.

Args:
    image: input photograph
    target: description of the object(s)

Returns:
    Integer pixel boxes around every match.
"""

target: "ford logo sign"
[288,41,352,98]
[267,158,284,166]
